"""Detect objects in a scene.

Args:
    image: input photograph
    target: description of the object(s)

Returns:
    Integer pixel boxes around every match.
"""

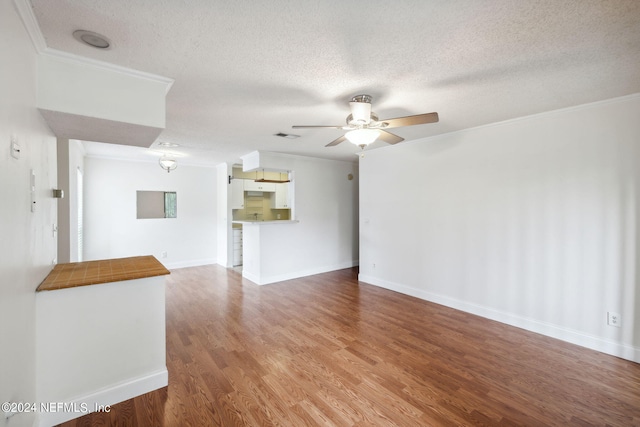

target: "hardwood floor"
[59,265,640,426]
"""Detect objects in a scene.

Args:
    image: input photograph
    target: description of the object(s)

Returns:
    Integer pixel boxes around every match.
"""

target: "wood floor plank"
[57,265,640,426]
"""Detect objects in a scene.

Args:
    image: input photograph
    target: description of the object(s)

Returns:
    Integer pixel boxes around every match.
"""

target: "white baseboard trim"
[358,274,640,364]
[241,269,261,284]
[216,257,227,267]
[35,368,168,427]
[163,258,216,270]
[244,260,359,285]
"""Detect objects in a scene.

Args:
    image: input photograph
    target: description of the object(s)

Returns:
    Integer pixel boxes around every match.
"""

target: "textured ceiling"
[29,0,640,165]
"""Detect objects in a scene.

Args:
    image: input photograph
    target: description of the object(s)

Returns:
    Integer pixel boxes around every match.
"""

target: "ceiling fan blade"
[381,112,439,129]
[292,125,346,129]
[325,135,346,147]
[378,130,404,145]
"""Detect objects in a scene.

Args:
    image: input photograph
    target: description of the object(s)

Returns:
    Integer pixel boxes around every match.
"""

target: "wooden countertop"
[37,255,170,292]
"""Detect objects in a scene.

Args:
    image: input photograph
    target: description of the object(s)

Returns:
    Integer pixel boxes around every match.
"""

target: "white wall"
[68,140,85,261]
[359,94,640,362]
[57,138,84,263]
[84,156,217,269]
[216,162,231,266]
[0,1,57,426]
[240,153,359,284]
[36,277,167,427]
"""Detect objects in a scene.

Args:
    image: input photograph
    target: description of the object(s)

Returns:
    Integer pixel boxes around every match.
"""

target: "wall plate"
[607,311,621,327]
[10,137,20,159]
[31,169,36,212]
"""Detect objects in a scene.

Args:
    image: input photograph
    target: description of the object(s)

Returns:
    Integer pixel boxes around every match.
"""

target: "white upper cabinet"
[271,183,290,209]
[244,180,276,192]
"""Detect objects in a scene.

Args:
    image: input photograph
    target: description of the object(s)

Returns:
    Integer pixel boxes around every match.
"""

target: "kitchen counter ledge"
[232,220,299,225]
[36,255,170,292]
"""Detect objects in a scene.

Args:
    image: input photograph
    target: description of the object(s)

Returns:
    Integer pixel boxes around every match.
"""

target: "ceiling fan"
[292,94,439,149]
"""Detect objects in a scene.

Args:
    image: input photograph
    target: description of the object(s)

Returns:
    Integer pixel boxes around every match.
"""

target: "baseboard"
[241,269,261,284]
[358,274,640,364]
[35,368,168,427]
[244,260,359,285]
[163,258,216,270]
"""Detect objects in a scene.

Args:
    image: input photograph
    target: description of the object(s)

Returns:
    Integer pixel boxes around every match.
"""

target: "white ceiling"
[29,0,640,166]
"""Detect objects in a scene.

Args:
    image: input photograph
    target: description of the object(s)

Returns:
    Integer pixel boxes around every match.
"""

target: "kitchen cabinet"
[231,179,244,209]
[243,180,276,192]
[271,183,290,209]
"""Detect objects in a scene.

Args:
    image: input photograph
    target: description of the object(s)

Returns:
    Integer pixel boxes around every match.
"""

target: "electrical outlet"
[161,251,168,258]
[607,312,621,327]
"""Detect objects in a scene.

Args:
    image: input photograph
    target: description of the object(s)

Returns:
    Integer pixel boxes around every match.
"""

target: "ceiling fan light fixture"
[292,94,438,149]
[345,129,379,147]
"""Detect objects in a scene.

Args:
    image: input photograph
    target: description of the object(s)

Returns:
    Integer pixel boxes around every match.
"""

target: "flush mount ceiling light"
[344,128,379,149]
[159,155,177,173]
[72,30,111,49]
[157,141,180,148]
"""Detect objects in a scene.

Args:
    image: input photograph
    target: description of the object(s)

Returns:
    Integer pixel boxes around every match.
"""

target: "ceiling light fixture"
[72,30,111,49]
[159,155,177,173]
[157,141,180,148]
[344,129,379,149]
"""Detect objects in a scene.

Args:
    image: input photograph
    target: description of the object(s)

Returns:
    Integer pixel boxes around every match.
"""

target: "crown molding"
[13,0,47,53]
[41,48,175,94]
[13,0,174,94]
